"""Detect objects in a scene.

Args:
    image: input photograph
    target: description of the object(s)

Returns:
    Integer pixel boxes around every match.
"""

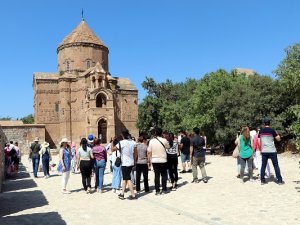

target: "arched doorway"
[98,119,107,143]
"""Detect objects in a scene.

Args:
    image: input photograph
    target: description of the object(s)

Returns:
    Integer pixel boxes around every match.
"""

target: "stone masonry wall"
[0,126,8,192]
[1,125,45,155]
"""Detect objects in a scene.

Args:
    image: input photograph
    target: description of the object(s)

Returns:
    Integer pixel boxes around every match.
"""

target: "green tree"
[275,43,300,104]
[275,43,300,150]
[21,114,34,124]
[0,116,12,121]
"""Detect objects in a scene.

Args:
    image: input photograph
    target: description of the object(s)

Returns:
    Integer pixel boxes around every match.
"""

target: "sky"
[1,0,300,119]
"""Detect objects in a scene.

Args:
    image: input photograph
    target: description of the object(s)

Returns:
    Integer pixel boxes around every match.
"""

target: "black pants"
[80,160,92,191]
[167,154,178,184]
[152,163,167,192]
[136,164,149,192]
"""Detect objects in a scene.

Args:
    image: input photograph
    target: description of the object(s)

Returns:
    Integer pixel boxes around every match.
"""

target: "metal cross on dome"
[81,9,84,21]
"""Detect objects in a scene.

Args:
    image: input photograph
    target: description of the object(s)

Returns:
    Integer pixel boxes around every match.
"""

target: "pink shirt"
[92,145,107,161]
[4,147,10,158]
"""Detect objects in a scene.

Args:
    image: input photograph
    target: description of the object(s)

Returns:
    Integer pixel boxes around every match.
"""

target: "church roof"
[33,72,59,80]
[118,78,138,91]
[0,120,24,126]
[58,20,106,48]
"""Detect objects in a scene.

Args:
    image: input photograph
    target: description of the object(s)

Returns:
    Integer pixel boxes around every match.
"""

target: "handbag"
[232,146,239,158]
[114,143,121,167]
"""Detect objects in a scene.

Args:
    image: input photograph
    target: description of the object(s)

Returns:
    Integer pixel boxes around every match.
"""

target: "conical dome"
[57,20,109,74]
[58,20,106,51]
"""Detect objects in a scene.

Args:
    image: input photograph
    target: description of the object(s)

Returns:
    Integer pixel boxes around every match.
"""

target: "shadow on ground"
[0,164,67,225]
[0,212,67,225]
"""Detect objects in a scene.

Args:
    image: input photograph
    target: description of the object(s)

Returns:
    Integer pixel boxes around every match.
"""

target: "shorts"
[121,166,133,180]
[181,153,190,163]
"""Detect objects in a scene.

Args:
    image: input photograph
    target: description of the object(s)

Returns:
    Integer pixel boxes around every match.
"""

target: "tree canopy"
[138,43,300,151]
[21,114,34,124]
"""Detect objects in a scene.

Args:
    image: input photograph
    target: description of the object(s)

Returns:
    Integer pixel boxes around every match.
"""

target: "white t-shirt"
[148,137,170,163]
[116,139,135,167]
[250,130,257,138]
[105,144,112,161]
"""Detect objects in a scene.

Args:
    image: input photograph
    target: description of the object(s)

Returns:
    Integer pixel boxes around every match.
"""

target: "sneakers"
[203,179,208,183]
[179,170,186,174]
[191,178,198,183]
[187,169,192,173]
[261,180,267,185]
[160,190,168,195]
[277,180,285,185]
[62,189,71,194]
[155,191,160,196]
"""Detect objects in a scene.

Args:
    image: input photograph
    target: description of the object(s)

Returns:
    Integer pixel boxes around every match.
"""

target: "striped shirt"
[258,127,278,153]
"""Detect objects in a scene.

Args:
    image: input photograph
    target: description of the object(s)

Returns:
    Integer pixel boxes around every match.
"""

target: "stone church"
[33,19,138,147]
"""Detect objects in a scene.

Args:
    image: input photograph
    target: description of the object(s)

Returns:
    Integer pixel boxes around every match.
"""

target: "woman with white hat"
[39,141,52,178]
[59,138,72,194]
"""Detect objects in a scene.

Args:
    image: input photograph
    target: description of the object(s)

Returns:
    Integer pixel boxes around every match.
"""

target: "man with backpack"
[30,137,41,178]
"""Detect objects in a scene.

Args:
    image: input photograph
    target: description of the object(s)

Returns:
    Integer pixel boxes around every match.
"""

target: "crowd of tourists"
[3,116,286,199]
[25,126,208,198]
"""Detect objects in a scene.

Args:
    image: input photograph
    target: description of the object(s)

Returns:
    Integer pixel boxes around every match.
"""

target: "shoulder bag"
[115,142,122,167]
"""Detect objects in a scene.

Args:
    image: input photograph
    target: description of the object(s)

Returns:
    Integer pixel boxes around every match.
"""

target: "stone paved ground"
[1,154,300,225]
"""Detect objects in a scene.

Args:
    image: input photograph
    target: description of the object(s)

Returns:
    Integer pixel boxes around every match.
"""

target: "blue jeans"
[96,160,106,189]
[112,164,122,189]
[32,155,40,177]
[42,155,50,176]
[261,152,283,182]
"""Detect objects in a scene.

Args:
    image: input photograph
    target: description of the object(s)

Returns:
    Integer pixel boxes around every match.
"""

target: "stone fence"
[1,124,45,155]
[0,126,8,192]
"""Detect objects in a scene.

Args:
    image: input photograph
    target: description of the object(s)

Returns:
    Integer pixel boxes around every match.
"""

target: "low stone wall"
[1,124,45,155]
[0,126,8,192]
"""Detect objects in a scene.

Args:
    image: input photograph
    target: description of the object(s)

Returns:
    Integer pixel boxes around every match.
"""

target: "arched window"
[92,76,96,88]
[96,93,107,108]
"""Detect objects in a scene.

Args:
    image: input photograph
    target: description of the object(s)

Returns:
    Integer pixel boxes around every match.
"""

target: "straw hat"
[60,138,69,144]
[41,142,49,148]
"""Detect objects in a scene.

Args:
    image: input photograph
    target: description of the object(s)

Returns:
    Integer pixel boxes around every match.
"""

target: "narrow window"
[66,60,70,72]
[55,103,59,112]
[87,60,91,69]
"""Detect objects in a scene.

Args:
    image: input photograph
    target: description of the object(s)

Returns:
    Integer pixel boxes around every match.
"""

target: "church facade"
[33,20,138,147]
